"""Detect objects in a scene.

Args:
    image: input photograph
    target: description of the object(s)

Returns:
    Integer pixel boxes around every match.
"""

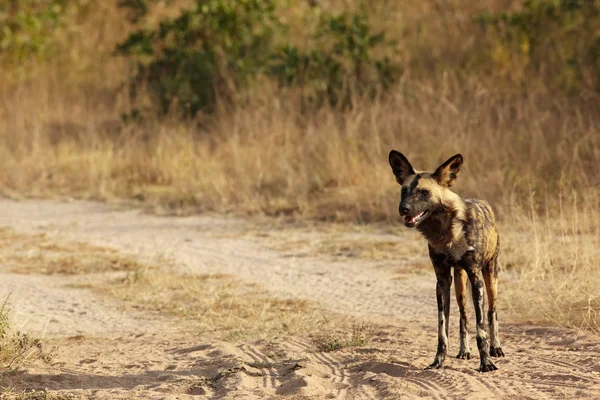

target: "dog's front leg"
[427,265,452,369]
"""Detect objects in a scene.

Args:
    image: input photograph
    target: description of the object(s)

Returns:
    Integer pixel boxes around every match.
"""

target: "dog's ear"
[432,154,463,188]
[388,150,415,185]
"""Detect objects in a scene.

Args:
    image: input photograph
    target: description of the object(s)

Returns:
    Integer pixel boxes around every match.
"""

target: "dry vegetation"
[0,295,55,380]
[0,227,346,343]
[281,235,427,262]
[0,391,76,400]
[101,266,375,347]
[312,321,375,352]
[0,228,151,275]
[501,189,600,333]
[3,1,599,220]
[1,0,599,334]
[94,270,329,341]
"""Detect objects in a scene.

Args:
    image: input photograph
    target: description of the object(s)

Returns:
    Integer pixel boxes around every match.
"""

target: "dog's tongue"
[405,212,424,224]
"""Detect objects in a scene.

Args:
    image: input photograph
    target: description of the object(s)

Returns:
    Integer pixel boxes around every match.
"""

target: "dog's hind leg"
[467,268,497,372]
[454,267,471,360]
[483,249,504,358]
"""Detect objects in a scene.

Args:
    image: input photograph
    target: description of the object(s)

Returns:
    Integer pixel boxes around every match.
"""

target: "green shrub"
[118,0,399,117]
[270,7,397,108]
[0,0,68,65]
[117,0,281,116]
[476,0,600,91]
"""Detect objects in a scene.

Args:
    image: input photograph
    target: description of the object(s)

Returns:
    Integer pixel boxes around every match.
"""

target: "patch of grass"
[501,190,600,334]
[97,270,324,340]
[0,389,78,400]
[312,322,375,352]
[0,228,156,275]
[0,295,55,373]
[264,228,424,262]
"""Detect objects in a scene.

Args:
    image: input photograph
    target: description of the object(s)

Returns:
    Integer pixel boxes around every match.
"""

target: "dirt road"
[1,200,599,399]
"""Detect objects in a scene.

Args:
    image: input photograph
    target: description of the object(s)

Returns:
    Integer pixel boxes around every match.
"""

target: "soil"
[1,200,599,399]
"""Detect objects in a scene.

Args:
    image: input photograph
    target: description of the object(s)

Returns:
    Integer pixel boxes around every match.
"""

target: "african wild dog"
[388,151,504,372]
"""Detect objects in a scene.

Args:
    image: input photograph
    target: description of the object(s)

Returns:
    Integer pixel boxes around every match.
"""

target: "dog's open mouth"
[404,210,430,228]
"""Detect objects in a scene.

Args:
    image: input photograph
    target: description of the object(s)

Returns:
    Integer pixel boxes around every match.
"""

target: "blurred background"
[1,0,599,221]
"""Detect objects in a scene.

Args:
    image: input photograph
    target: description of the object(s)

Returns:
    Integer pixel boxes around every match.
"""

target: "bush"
[117,0,281,116]
[0,295,55,371]
[118,0,399,117]
[476,0,600,92]
[0,0,68,66]
[270,7,397,108]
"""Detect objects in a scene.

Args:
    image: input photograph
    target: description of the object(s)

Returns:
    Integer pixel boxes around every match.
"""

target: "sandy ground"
[0,200,599,399]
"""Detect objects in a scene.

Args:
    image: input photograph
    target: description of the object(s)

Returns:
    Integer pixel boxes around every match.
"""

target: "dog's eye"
[419,189,430,198]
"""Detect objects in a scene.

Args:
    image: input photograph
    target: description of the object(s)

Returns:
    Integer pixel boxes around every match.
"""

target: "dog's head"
[388,151,463,228]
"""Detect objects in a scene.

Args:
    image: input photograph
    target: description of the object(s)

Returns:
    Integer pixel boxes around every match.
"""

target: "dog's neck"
[417,191,469,259]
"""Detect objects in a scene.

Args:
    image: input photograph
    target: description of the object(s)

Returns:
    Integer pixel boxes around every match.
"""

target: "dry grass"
[0,228,152,275]
[0,390,77,400]
[1,2,599,221]
[271,235,425,261]
[501,189,600,334]
[312,321,375,352]
[0,296,55,376]
[71,254,377,345]
[95,270,328,341]
[3,84,599,221]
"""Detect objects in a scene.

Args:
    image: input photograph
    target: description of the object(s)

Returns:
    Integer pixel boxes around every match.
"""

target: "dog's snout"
[400,205,410,215]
